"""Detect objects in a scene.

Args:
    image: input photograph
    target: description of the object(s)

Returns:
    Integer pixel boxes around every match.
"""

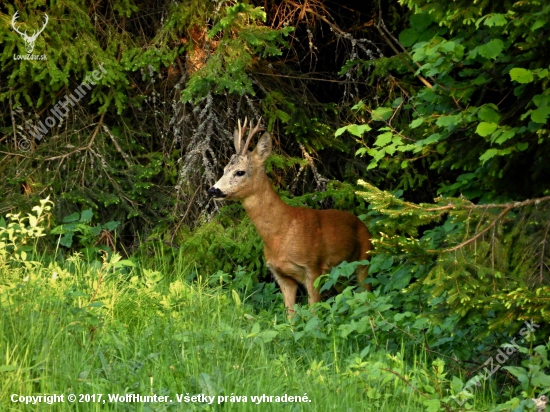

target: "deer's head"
[208,118,272,201]
[12,11,49,54]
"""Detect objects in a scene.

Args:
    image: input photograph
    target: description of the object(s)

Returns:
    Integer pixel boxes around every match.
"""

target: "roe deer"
[208,118,373,312]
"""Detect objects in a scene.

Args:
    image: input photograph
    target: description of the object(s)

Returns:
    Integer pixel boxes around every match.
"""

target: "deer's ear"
[253,132,272,163]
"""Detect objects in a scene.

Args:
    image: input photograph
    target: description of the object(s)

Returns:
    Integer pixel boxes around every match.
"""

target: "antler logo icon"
[11,11,49,55]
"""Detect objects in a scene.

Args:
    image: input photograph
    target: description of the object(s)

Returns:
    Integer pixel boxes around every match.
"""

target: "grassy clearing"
[0,251,481,412]
[0,206,514,412]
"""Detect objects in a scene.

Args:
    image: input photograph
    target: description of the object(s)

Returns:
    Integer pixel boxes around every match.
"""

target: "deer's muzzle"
[208,187,226,199]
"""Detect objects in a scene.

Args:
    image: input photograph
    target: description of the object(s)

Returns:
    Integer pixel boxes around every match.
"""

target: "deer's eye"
[235,171,246,177]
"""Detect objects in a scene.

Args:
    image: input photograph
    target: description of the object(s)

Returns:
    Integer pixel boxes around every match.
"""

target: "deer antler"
[234,117,248,154]
[240,117,263,155]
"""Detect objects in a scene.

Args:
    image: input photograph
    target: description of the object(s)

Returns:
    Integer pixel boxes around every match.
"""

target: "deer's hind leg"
[355,230,373,291]
[304,266,326,305]
[356,264,371,291]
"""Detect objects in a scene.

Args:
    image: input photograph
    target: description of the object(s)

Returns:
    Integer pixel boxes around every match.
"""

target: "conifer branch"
[425,196,550,212]
[539,221,550,283]
[441,206,513,253]
[433,196,550,254]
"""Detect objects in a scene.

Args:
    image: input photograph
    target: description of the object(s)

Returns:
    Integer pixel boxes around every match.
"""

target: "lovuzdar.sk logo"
[11,11,48,61]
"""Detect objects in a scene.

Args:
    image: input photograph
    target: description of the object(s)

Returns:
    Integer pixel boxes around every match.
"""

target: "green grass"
[0,249,501,412]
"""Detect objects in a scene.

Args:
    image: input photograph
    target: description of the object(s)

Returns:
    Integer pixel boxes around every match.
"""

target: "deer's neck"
[242,174,293,242]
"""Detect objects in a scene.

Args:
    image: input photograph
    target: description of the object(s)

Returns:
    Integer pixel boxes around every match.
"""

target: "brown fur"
[209,122,373,311]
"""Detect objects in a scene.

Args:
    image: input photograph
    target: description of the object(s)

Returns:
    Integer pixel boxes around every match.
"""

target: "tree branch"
[442,206,512,253]
[539,220,550,283]
[375,0,433,89]
[44,111,107,161]
[424,195,550,212]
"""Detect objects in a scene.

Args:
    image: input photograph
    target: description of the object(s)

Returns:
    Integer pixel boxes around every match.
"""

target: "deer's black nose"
[208,187,225,198]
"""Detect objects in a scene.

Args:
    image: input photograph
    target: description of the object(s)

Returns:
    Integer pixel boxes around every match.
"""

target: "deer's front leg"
[270,268,299,313]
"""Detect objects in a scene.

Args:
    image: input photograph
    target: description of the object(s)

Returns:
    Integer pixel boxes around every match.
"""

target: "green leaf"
[478,105,501,123]
[410,13,433,32]
[115,259,136,267]
[436,115,460,127]
[451,376,464,394]
[478,39,504,60]
[438,41,456,53]
[509,68,534,84]
[0,365,17,373]
[256,330,278,343]
[385,144,397,155]
[531,19,545,31]
[494,129,515,145]
[355,147,368,156]
[476,122,498,137]
[533,93,550,108]
[103,221,120,231]
[484,14,507,27]
[423,398,441,412]
[88,301,104,308]
[410,118,424,128]
[60,233,74,248]
[534,346,548,360]
[371,107,393,121]
[479,148,498,163]
[63,212,80,223]
[416,133,441,147]
[503,366,528,379]
[335,124,372,137]
[399,28,419,47]
[516,142,528,151]
[392,97,403,107]
[335,126,347,137]
[250,322,261,335]
[198,373,218,396]
[531,106,550,123]
[90,225,102,237]
[531,372,550,387]
[424,133,441,144]
[351,100,366,111]
[520,110,533,121]
[80,209,93,222]
[374,132,393,147]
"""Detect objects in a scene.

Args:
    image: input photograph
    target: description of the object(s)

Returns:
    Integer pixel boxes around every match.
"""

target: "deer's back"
[263,206,371,273]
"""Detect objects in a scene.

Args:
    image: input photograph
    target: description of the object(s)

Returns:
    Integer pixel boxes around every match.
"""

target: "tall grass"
[0,246,504,412]
[0,252,429,412]
[0,203,507,411]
